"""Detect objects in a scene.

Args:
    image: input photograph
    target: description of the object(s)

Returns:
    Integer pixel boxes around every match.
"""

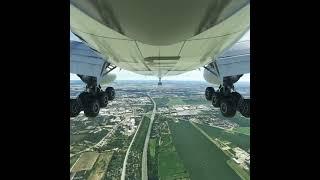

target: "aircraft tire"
[78,92,90,109]
[70,99,81,117]
[231,92,242,108]
[239,98,250,118]
[212,92,220,107]
[83,98,100,117]
[205,87,214,100]
[105,87,115,101]
[220,97,237,117]
[97,91,108,108]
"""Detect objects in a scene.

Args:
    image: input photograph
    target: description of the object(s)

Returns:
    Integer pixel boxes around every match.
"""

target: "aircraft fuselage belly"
[70,0,250,78]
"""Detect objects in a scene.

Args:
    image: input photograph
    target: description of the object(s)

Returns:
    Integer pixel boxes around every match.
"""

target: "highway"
[141,95,156,180]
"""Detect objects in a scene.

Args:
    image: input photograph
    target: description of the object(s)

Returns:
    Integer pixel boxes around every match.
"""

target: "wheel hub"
[242,103,248,113]
[221,103,228,113]
[93,103,99,113]
[212,96,217,103]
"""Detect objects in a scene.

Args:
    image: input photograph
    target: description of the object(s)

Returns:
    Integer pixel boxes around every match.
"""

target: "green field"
[148,137,159,180]
[105,150,126,180]
[234,127,250,136]
[158,133,190,180]
[149,138,157,159]
[70,154,81,167]
[131,116,151,151]
[197,124,250,151]
[183,98,209,105]
[168,120,241,180]
[71,152,100,172]
[126,116,151,179]
[167,98,185,107]
[87,151,114,180]
[70,134,86,144]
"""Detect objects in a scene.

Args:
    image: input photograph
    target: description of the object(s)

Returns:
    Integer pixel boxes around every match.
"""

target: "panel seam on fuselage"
[134,41,151,71]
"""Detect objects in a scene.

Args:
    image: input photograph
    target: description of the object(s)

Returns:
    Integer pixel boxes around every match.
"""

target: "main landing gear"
[205,77,250,118]
[70,76,115,118]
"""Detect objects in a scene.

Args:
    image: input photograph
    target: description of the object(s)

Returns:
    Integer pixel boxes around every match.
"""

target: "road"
[141,94,156,180]
[70,121,122,158]
[120,115,144,180]
[70,154,81,180]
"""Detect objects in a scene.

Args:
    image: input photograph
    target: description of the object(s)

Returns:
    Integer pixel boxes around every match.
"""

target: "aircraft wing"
[70,41,116,84]
[215,40,250,77]
[203,40,250,85]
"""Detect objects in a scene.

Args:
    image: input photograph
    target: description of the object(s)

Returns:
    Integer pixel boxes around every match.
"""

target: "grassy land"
[70,134,86,144]
[167,98,185,107]
[192,122,250,180]
[70,154,81,168]
[198,124,250,151]
[227,160,250,180]
[234,127,250,136]
[168,120,240,180]
[158,133,190,180]
[149,138,157,159]
[71,152,99,172]
[131,116,151,151]
[70,144,88,154]
[126,116,151,179]
[153,97,170,108]
[105,150,126,180]
[214,112,250,126]
[87,151,114,180]
[148,137,159,180]
[183,98,209,105]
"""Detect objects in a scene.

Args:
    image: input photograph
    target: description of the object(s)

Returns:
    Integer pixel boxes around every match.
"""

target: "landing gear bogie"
[70,84,115,117]
[205,86,250,118]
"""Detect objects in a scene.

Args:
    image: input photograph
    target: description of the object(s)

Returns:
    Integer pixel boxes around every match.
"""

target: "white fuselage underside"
[70,4,249,78]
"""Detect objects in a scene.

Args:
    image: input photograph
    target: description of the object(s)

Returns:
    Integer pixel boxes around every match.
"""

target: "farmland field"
[168,120,241,180]
[149,138,157,159]
[70,154,81,167]
[167,98,185,107]
[87,151,114,180]
[234,127,250,136]
[197,124,250,151]
[158,133,190,180]
[70,134,86,144]
[183,98,209,105]
[71,152,99,172]
[126,116,151,179]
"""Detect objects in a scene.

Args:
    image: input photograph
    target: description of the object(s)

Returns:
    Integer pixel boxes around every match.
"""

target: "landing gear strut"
[205,76,250,118]
[158,77,162,86]
[70,76,116,118]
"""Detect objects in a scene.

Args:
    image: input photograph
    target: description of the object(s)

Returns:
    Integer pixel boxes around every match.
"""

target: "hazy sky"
[70,30,250,82]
